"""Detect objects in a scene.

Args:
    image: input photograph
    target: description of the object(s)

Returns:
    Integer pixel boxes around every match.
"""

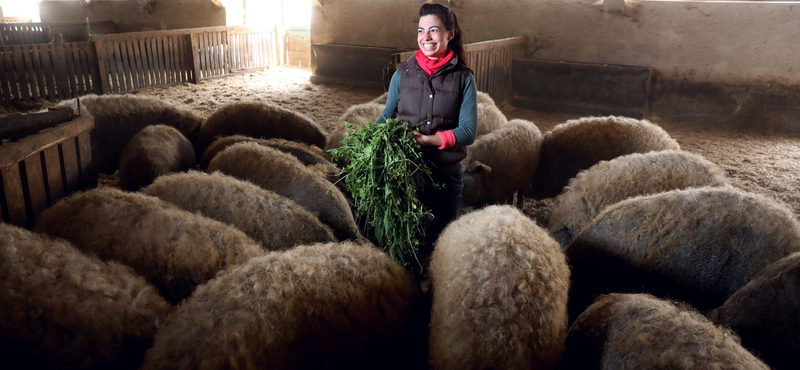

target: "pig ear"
[467,160,492,173]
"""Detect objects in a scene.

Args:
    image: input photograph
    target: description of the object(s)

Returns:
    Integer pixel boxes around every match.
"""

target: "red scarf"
[415,49,454,76]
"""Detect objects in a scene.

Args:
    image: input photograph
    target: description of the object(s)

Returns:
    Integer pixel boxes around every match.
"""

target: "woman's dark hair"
[419,3,467,65]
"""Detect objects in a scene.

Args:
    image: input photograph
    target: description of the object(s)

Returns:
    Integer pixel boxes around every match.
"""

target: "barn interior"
[1,0,800,369]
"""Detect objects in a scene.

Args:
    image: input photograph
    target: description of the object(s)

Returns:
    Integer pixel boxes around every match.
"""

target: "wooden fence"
[92,26,277,93]
[0,25,278,105]
[93,29,196,94]
[393,36,529,104]
[0,36,101,104]
[1,21,116,45]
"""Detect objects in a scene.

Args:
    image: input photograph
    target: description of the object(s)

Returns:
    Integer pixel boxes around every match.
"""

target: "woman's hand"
[413,131,443,147]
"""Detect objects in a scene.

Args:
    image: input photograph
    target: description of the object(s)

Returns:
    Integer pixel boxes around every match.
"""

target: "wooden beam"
[0,107,76,142]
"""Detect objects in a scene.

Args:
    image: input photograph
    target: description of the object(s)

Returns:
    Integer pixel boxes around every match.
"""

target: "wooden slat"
[76,130,94,188]
[106,41,120,93]
[71,42,86,94]
[166,36,176,84]
[206,32,219,77]
[54,36,71,100]
[29,44,45,100]
[189,33,200,83]
[174,35,183,82]
[23,153,49,225]
[229,33,238,70]
[165,35,174,84]
[135,38,149,87]
[124,40,142,90]
[1,165,27,226]
[42,145,65,204]
[182,35,192,81]
[195,33,203,78]
[209,33,217,76]
[156,36,167,86]
[113,40,128,92]
[14,45,31,103]
[123,39,136,91]
[179,36,188,82]
[159,36,168,84]
[177,35,187,81]
[208,32,216,76]
[64,42,78,97]
[146,37,157,86]
[4,46,19,103]
[0,47,11,103]
[87,41,103,95]
[93,40,110,94]
[197,33,205,78]
[161,37,170,85]
[217,31,225,76]
[60,139,80,193]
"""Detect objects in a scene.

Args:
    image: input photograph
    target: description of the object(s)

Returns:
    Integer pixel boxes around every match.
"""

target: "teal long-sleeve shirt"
[376,69,478,147]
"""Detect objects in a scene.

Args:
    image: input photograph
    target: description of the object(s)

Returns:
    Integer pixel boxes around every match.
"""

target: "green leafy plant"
[329,118,434,270]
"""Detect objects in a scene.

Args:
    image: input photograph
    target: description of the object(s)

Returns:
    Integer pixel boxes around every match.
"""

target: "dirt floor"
[6,66,799,226]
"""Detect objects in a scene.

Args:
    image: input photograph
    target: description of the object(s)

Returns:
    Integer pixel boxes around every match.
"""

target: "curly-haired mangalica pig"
[531,115,680,200]
[142,171,336,251]
[462,118,543,207]
[548,150,729,246]
[141,241,427,370]
[79,94,203,175]
[195,101,326,155]
[474,101,507,137]
[565,187,800,319]
[200,135,333,170]
[558,293,769,370]
[429,205,570,370]
[0,222,172,370]
[207,142,360,241]
[708,252,800,370]
[118,124,196,191]
[33,187,264,305]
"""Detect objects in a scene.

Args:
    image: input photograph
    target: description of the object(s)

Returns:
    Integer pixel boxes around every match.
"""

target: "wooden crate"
[0,114,95,228]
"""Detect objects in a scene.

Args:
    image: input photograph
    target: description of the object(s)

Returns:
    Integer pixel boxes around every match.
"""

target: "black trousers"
[420,168,464,250]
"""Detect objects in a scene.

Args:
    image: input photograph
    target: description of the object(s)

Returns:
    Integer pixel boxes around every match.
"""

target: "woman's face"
[418,14,453,59]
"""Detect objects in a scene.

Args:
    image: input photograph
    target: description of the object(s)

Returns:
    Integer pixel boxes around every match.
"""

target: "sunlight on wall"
[220,0,244,26]
[0,0,41,22]
[246,0,309,30]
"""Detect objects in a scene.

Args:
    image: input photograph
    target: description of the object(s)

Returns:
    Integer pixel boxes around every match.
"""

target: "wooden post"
[53,34,71,100]
[93,37,110,94]
[189,33,200,84]
[87,40,104,95]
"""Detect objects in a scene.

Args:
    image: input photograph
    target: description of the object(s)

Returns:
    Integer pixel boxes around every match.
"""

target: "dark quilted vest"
[397,55,472,173]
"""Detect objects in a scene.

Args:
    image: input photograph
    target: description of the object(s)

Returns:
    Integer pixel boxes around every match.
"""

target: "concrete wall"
[312,0,798,85]
[312,0,800,131]
[39,0,226,33]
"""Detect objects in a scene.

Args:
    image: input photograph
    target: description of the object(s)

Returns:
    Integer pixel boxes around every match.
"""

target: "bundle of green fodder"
[330,118,433,270]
